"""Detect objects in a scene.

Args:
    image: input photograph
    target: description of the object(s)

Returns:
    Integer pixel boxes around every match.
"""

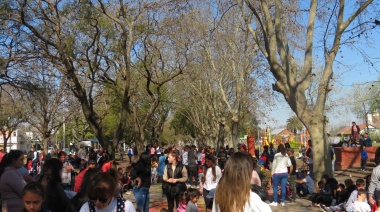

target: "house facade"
[0,130,32,153]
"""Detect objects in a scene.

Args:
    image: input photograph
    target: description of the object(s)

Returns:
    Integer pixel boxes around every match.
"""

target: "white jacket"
[212,191,272,212]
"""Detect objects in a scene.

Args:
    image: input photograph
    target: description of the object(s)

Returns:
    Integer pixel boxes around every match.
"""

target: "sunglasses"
[89,196,109,203]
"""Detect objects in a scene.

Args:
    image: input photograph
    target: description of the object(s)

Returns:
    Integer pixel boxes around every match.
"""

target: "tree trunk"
[304,116,332,181]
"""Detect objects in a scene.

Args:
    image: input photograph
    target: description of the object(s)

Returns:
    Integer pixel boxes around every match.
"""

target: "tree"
[0,86,24,151]
[2,0,190,157]
[286,116,304,134]
[236,0,375,180]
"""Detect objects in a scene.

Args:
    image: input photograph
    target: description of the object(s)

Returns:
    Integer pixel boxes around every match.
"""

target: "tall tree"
[286,116,304,134]
[236,0,375,180]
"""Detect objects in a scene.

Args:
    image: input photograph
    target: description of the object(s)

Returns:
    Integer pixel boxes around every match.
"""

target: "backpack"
[88,197,125,211]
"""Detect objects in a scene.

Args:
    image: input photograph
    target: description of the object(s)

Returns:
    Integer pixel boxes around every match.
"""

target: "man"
[73,160,97,192]
[287,148,297,201]
[269,143,276,162]
[77,145,86,160]
[58,151,74,190]
[181,145,189,167]
[187,145,198,186]
[364,133,372,147]
[295,170,314,197]
[351,122,360,142]
[31,147,39,173]
[127,146,133,162]
[119,145,124,160]
[305,139,314,179]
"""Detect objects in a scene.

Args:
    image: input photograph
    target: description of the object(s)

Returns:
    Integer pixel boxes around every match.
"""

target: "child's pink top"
[177,202,187,212]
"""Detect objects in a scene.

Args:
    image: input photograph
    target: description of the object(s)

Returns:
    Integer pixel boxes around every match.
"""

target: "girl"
[177,190,188,212]
[21,182,48,212]
[163,150,188,212]
[187,188,201,212]
[79,172,135,212]
[131,152,152,212]
[203,154,222,211]
[269,144,292,207]
[213,152,271,212]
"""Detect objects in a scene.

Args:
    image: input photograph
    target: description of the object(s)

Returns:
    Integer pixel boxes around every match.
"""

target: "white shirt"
[79,198,136,212]
[271,153,292,174]
[212,191,272,212]
[353,201,371,212]
[203,166,222,191]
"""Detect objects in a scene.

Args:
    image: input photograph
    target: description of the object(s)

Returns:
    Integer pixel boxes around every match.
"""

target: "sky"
[262,3,380,131]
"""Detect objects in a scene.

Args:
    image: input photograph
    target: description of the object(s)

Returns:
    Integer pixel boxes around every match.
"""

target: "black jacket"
[131,161,151,188]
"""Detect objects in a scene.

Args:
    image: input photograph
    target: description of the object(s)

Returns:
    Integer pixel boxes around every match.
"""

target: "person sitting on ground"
[353,189,371,212]
[320,178,366,212]
[309,174,337,207]
[295,170,314,197]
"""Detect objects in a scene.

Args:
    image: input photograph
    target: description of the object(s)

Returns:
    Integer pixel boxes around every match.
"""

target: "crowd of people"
[1,137,380,212]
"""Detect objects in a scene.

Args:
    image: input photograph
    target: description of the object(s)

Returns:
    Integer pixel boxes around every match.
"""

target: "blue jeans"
[272,173,288,203]
[133,186,150,212]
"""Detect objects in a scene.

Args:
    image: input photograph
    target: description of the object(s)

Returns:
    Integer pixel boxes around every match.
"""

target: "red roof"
[337,124,376,135]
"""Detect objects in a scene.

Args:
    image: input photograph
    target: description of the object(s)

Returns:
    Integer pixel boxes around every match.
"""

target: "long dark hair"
[0,150,23,177]
[139,152,152,170]
[205,154,217,181]
[39,158,63,186]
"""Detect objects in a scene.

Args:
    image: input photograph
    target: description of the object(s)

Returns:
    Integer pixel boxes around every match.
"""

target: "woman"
[269,144,292,206]
[0,150,27,211]
[163,150,188,212]
[80,172,135,212]
[131,152,152,212]
[39,158,74,212]
[213,152,271,212]
[203,154,222,211]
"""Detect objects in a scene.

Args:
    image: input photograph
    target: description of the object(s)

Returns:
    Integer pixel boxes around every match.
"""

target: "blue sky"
[263,7,380,130]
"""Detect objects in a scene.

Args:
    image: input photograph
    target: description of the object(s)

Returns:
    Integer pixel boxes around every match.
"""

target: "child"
[361,145,368,171]
[177,190,188,212]
[353,189,371,212]
[186,188,201,212]
[151,157,158,184]
[21,182,48,212]
[121,165,133,194]
[198,177,205,196]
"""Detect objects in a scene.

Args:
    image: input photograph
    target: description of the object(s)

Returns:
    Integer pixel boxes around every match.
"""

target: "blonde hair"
[215,152,252,212]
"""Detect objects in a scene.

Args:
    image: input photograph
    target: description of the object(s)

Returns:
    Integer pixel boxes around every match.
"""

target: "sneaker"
[269,202,278,206]
[281,203,285,206]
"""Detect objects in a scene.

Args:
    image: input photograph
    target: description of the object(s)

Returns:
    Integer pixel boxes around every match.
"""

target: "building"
[0,130,31,153]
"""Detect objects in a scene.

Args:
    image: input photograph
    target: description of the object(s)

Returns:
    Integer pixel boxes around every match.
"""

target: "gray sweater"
[186,201,198,212]
[368,165,380,196]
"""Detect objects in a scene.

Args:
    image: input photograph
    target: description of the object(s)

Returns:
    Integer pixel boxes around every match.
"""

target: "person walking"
[269,144,293,207]
[213,152,271,212]
[163,150,188,212]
